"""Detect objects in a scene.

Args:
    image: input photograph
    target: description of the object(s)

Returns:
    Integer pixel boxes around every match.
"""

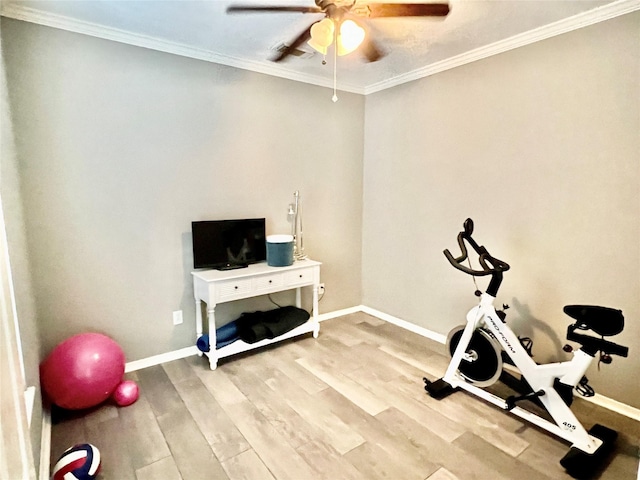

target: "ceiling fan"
[227,1,450,63]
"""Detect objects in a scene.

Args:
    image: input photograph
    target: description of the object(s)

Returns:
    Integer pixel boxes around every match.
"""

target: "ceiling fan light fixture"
[307,18,335,55]
[337,19,365,56]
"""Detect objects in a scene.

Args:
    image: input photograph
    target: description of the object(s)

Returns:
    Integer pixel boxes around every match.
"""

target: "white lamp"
[307,18,335,55]
[337,19,365,56]
[307,17,365,57]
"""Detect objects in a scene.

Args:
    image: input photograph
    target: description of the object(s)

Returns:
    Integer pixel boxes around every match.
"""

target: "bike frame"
[443,292,603,453]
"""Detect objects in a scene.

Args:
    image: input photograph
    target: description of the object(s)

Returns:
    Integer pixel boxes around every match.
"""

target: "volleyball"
[51,443,101,480]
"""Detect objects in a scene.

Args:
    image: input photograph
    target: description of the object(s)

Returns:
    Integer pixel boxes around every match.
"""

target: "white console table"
[192,259,321,370]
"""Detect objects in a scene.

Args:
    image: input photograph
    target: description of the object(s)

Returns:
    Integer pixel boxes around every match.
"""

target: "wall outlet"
[172,310,183,325]
[318,283,325,295]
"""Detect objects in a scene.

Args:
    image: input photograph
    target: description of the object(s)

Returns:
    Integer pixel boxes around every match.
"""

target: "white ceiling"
[1,0,637,94]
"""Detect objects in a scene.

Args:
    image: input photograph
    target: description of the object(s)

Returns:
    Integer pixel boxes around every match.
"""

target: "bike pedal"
[424,378,456,399]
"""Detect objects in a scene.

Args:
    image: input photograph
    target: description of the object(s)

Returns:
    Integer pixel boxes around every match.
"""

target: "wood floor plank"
[343,312,386,327]
[318,318,367,347]
[220,449,275,480]
[221,399,318,480]
[224,361,316,450]
[375,406,515,480]
[325,318,390,349]
[312,334,372,373]
[135,456,182,480]
[319,387,440,480]
[50,415,87,469]
[135,365,186,417]
[295,437,364,480]
[263,366,366,455]
[85,416,137,480]
[117,394,172,470]
[343,440,426,480]
[261,343,329,395]
[389,374,531,457]
[162,357,198,384]
[426,467,460,480]
[379,342,450,378]
[81,403,119,428]
[516,440,577,479]
[193,360,249,406]
[156,407,229,480]
[296,354,390,416]
[170,373,251,462]
[343,365,466,443]
[453,431,554,480]
[196,366,318,480]
[341,342,405,382]
[576,400,640,442]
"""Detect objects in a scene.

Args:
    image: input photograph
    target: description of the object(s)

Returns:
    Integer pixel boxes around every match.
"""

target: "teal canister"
[266,235,294,267]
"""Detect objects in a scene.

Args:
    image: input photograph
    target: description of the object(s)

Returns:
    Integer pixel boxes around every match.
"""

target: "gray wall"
[362,12,639,408]
[0,23,42,473]
[1,18,364,362]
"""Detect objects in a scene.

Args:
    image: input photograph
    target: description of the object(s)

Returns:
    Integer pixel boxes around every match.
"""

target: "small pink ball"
[111,380,139,407]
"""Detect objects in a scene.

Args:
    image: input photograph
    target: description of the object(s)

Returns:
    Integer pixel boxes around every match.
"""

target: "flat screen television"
[192,218,266,270]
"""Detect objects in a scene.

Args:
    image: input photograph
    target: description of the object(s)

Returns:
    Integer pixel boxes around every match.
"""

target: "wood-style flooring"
[50,313,640,480]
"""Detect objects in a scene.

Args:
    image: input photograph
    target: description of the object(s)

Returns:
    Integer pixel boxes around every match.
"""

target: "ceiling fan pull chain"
[332,22,338,103]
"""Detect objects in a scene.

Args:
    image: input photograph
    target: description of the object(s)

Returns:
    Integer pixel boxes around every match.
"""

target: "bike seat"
[563,305,624,337]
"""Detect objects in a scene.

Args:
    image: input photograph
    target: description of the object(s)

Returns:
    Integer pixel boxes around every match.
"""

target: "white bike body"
[443,293,602,453]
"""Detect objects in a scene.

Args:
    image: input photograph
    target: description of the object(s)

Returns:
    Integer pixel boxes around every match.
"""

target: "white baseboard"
[581,393,640,423]
[124,345,199,373]
[317,305,362,322]
[358,305,447,344]
[39,406,51,480]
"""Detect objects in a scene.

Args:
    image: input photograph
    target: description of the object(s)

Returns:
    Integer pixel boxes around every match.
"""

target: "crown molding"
[2,0,638,95]
[364,0,640,94]
[0,2,365,94]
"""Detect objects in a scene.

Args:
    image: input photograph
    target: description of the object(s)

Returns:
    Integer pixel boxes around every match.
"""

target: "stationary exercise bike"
[424,219,629,479]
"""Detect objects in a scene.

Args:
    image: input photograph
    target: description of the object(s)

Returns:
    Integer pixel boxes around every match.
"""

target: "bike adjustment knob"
[474,290,482,297]
[563,344,574,353]
[600,354,612,364]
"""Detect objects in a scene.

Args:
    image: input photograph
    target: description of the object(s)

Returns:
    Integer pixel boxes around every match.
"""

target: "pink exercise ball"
[111,380,139,407]
[40,333,125,410]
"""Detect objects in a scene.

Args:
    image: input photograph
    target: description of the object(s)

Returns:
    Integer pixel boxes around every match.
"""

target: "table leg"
[207,304,218,370]
[195,299,203,356]
[312,283,320,338]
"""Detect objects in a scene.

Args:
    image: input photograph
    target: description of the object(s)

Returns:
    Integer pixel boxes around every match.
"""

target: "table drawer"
[285,268,314,287]
[255,273,284,291]
[216,278,252,300]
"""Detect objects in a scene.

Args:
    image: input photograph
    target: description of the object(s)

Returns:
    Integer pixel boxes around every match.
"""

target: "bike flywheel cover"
[447,326,503,387]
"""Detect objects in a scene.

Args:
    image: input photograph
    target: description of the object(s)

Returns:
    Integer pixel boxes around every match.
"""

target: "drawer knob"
[234,286,239,290]
[269,280,272,283]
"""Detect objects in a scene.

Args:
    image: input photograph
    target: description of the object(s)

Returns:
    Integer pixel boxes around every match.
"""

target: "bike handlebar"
[444,218,510,296]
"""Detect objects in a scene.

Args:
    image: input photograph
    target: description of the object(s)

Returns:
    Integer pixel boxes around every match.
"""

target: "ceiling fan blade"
[360,35,385,63]
[363,3,450,18]
[227,5,322,14]
[272,24,314,62]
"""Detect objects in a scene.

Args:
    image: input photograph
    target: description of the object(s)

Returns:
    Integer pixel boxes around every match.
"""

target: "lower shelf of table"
[203,319,320,366]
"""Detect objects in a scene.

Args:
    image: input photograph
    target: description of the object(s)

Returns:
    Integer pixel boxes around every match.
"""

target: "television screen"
[192,218,266,270]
